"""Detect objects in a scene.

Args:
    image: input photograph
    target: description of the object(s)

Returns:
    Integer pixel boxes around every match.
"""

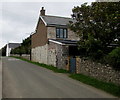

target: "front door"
[70,57,76,73]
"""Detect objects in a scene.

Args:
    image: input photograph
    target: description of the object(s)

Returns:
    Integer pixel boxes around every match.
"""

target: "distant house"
[6,43,21,56]
[31,7,79,70]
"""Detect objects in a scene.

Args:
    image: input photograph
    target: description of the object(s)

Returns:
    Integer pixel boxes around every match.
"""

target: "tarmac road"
[2,57,116,98]
[0,57,2,99]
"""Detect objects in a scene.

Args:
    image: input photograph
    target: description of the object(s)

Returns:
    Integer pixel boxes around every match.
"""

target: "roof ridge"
[41,15,72,19]
[8,42,21,44]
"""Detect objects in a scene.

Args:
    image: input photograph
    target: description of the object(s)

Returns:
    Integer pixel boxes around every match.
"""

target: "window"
[56,29,59,38]
[56,28,67,38]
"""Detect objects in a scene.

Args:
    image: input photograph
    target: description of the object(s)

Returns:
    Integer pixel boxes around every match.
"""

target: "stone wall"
[68,29,79,40]
[21,54,30,60]
[31,41,69,69]
[56,44,69,69]
[32,44,48,64]
[47,27,79,40]
[47,27,56,39]
[47,41,57,67]
[48,41,69,69]
[76,57,120,85]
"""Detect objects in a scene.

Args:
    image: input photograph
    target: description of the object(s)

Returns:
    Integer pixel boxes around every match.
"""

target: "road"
[0,57,2,99]
[2,57,116,98]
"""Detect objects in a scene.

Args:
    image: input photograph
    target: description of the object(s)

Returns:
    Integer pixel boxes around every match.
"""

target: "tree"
[11,37,31,55]
[0,45,7,56]
[106,47,120,70]
[69,2,120,52]
[21,37,31,54]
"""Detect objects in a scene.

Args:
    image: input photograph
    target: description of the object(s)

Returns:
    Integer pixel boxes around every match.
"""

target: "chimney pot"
[40,7,45,16]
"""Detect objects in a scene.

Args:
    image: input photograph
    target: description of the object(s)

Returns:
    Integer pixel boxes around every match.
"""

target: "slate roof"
[8,43,21,49]
[40,15,75,27]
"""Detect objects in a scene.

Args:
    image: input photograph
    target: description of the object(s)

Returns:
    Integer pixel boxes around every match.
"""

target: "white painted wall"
[6,44,11,57]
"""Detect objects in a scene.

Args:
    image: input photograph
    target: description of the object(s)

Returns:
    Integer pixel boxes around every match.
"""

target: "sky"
[0,0,95,49]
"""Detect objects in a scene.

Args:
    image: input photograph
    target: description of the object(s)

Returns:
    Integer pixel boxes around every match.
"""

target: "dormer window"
[56,28,67,38]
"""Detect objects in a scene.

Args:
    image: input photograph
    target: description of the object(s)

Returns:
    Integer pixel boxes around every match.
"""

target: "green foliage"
[85,34,101,53]
[78,34,103,60]
[11,47,20,54]
[69,2,120,68]
[70,74,120,97]
[70,2,120,50]
[106,47,120,70]
[1,45,7,56]
[11,37,31,55]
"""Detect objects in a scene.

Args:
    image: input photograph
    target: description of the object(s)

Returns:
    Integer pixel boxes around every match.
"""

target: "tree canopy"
[11,37,31,55]
[0,45,7,56]
[69,2,120,69]
[70,2,120,49]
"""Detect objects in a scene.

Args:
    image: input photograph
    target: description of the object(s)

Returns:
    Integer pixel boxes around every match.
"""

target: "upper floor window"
[56,28,67,38]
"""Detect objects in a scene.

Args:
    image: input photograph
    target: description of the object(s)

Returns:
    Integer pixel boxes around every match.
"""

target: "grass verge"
[70,74,120,97]
[11,56,120,97]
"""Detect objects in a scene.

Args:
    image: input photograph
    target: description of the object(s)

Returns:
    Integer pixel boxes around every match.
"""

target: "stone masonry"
[68,29,79,40]
[76,57,120,85]
[48,41,69,69]
[47,27,79,40]
[47,41,57,67]
[47,27,56,39]
[32,44,48,64]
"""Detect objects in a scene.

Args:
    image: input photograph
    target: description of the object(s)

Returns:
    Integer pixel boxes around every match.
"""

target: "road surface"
[0,57,2,99]
[2,57,116,98]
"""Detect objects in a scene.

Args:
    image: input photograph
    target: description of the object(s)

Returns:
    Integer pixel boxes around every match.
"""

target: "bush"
[91,49,104,60]
[78,34,103,60]
[106,47,120,70]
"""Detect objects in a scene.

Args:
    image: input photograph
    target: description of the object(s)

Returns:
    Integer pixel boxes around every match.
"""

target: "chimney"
[40,7,45,16]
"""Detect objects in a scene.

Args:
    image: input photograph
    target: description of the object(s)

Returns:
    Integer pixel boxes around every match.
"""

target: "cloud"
[1,2,39,48]
[1,2,94,48]
[1,0,95,2]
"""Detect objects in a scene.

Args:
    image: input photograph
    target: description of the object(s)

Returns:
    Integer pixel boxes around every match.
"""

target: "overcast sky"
[0,0,95,49]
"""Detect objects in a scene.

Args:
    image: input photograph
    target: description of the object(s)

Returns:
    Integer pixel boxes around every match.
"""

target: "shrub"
[91,49,104,60]
[106,47,120,70]
[80,34,103,60]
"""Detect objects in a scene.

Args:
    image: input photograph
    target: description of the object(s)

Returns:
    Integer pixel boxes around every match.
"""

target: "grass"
[11,56,120,97]
[70,74,120,97]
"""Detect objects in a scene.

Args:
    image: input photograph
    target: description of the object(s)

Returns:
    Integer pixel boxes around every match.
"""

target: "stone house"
[31,7,79,70]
